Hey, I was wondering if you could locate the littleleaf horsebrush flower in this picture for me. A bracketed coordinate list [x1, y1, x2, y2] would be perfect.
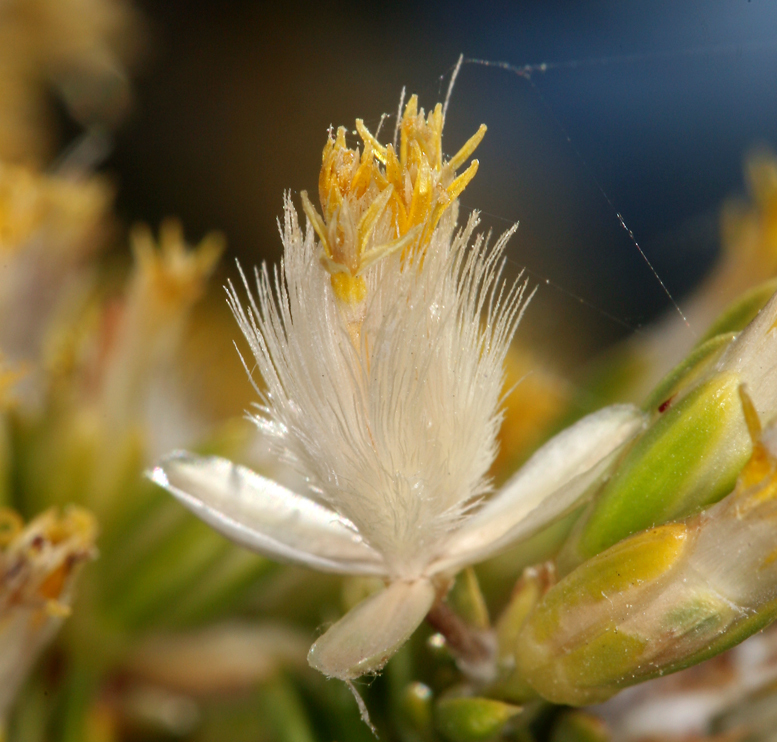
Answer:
[149, 95, 646, 683]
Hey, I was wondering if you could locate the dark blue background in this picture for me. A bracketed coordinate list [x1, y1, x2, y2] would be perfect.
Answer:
[107, 0, 777, 363]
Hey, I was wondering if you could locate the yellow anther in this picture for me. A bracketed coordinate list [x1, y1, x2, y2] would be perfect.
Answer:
[447, 125, 488, 174]
[357, 185, 394, 251]
[355, 119, 387, 164]
[352, 143, 378, 196]
[430, 160, 480, 233]
[360, 225, 423, 273]
[399, 95, 417, 166]
[301, 190, 331, 255]
[408, 144, 433, 230]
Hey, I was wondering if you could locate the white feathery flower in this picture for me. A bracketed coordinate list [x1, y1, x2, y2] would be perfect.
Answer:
[150, 96, 646, 682]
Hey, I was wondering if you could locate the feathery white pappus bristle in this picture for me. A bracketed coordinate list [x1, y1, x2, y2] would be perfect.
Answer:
[227, 201, 528, 578]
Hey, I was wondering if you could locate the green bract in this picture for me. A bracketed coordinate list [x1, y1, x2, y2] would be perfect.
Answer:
[560, 287, 777, 571]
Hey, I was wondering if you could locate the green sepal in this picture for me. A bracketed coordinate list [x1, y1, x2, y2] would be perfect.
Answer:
[642, 332, 734, 413]
[495, 569, 547, 657]
[489, 566, 549, 704]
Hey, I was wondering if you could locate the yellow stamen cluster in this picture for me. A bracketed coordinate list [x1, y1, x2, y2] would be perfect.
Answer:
[0, 507, 96, 618]
[301, 95, 487, 305]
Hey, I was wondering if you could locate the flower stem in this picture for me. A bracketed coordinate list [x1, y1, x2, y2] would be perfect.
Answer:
[426, 600, 495, 673]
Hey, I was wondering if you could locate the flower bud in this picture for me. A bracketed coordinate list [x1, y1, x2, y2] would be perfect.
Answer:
[434, 696, 521, 742]
[550, 711, 610, 742]
[515, 395, 777, 706]
[401, 682, 434, 738]
[561, 287, 777, 571]
[491, 563, 553, 703]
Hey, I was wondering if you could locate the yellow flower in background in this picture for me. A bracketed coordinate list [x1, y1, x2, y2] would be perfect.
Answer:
[98, 220, 224, 437]
[151, 96, 646, 683]
[0, 507, 96, 726]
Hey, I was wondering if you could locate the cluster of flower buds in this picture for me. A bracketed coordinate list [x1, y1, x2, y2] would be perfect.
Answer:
[561, 283, 777, 572]
[494, 281, 777, 709]
[515, 389, 777, 705]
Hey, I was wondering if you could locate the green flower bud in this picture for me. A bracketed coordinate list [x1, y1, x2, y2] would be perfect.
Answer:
[450, 568, 490, 631]
[434, 697, 522, 742]
[514, 396, 777, 706]
[550, 711, 610, 742]
[560, 288, 777, 571]
[401, 682, 434, 738]
[490, 564, 552, 703]
[559, 372, 749, 572]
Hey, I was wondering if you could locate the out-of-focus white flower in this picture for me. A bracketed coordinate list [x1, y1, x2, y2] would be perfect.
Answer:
[0, 161, 112, 375]
[34, 220, 224, 515]
[97, 219, 224, 442]
[151, 96, 646, 681]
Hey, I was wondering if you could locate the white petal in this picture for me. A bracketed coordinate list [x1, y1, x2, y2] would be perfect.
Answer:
[149, 451, 386, 575]
[308, 578, 435, 680]
[430, 404, 647, 574]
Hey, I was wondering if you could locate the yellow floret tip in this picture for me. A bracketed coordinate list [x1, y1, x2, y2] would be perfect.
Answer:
[303, 94, 486, 306]
[330, 272, 367, 305]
